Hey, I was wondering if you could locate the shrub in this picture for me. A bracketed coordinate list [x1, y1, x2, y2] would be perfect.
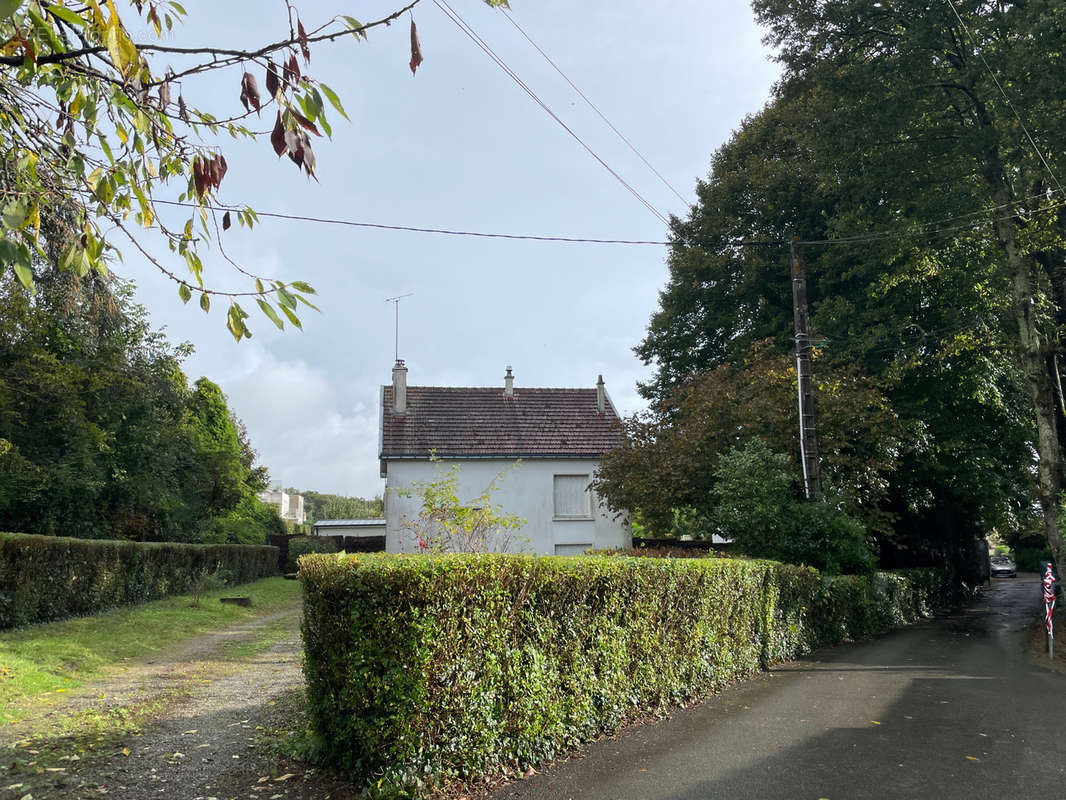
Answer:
[0, 532, 277, 628]
[287, 535, 338, 571]
[300, 553, 945, 797]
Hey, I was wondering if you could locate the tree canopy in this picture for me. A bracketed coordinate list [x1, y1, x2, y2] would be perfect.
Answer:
[0, 261, 280, 542]
[0, 0, 506, 339]
[614, 0, 1061, 569]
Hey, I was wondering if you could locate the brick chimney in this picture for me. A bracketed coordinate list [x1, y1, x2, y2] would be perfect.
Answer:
[392, 359, 407, 414]
[504, 365, 514, 397]
[596, 374, 606, 414]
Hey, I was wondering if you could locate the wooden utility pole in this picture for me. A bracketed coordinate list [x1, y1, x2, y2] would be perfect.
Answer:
[790, 238, 821, 498]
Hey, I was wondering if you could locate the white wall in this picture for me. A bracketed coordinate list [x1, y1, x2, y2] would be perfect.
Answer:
[383, 458, 630, 555]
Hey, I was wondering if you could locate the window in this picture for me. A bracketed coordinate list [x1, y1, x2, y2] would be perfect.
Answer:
[554, 474, 591, 519]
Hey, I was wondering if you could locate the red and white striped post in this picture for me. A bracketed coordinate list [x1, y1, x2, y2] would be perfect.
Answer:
[1044, 563, 1057, 660]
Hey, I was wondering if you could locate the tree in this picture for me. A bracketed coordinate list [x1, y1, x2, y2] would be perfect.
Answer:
[595, 341, 904, 540]
[0, 261, 276, 542]
[0, 0, 507, 339]
[747, 0, 1066, 564]
[632, 17, 1043, 567]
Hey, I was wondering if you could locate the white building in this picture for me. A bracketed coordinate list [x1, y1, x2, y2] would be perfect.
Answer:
[379, 362, 631, 555]
[257, 488, 307, 525]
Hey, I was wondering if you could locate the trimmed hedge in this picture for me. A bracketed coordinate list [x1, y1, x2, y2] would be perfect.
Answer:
[300, 554, 947, 797]
[0, 532, 278, 628]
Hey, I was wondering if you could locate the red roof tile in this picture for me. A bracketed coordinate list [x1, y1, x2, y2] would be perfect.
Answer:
[381, 386, 623, 459]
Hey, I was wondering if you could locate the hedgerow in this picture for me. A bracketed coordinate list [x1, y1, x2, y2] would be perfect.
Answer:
[300, 553, 946, 797]
[0, 531, 277, 628]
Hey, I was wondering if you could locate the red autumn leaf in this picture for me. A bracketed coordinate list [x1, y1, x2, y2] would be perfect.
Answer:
[284, 129, 304, 166]
[284, 53, 301, 87]
[192, 158, 206, 198]
[289, 109, 320, 136]
[214, 154, 228, 185]
[265, 60, 280, 98]
[409, 19, 423, 75]
[270, 111, 287, 157]
[222, 211, 232, 231]
[240, 72, 262, 115]
[297, 18, 310, 64]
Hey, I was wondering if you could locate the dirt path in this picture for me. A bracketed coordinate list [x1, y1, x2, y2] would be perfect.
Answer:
[2, 603, 358, 800]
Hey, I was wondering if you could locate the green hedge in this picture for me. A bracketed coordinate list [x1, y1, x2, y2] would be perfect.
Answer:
[300, 554, 947, 797]
[0, 532, 278, 628]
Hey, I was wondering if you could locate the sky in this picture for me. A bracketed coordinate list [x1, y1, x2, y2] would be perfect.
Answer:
[123, 0, 782, 498]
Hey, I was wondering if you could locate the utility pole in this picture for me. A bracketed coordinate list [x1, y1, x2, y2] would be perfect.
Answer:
[790, 238, 821, 498]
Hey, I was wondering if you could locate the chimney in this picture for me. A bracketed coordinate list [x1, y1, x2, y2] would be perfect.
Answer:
[392, 359, 407, 414]
[596, 374, 606, 414]
[504, 365, 514, 397]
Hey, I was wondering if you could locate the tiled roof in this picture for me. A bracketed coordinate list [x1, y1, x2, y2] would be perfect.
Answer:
[381, 386, 623, 459]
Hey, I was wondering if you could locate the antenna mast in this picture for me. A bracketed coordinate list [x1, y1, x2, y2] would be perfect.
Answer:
[385, 293, 414, 362]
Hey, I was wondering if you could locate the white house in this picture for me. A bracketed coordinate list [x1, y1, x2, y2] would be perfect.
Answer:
[379, 361, 631, 555]
[257, 488, 306, 525]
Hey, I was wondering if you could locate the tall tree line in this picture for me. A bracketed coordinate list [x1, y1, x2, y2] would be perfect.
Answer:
[599, 0, 1062, 571]
[0, 262, 282, 544]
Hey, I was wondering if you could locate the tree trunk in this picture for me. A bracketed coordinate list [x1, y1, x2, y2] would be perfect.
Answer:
[974, 103, 1066, 568]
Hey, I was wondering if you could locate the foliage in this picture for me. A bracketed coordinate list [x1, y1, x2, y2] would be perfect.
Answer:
[595, 342, 903, 541]
[710, 439, 875, 575]
[300, 552, 947, 797]
[631, 0, 1054, 566]
[286, 534, 337, 571]
[0, 267, 274, 542]
[0, 0, 508, 338]
[0, 530, 277, 628]
[395, 460, 526, 553]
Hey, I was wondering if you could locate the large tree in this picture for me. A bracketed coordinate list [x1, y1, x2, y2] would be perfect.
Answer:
[0, 0, 506, 339]
[746, 0, 1066, 563]
[631, 8, 1043, 565]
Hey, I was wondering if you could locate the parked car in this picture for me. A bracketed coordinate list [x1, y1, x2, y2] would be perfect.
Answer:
[990, 557, 1017, 578]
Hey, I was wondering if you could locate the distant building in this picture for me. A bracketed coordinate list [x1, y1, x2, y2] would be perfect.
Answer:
[258, 488, 306, 525]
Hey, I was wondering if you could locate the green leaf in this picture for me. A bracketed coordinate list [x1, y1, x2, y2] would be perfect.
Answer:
[318, 83, 350, 122]
[45, 5, 87, 27]
[13, 262, 33, 291]
[290, 281, 316, 294]
[276, 286, 297, 309]
[257, 299, 284, 330]
[199, 292, 210, 312]
[2, 201, 29, 230]
[279, 305, 302, 329]
[178, 283, 191, 303]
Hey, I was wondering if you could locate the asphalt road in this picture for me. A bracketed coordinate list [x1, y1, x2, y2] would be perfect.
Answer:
[489, 574, 1064, 800]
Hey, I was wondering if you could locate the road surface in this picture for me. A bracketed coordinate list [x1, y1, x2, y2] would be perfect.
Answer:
[489, 574, 1064, 800]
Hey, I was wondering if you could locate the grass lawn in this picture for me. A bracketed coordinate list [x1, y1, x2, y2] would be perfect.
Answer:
[0, 576, 302, 724]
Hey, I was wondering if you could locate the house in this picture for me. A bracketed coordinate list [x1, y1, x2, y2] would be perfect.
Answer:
[379, 361, 631, 555]
[257, 488, 306, 525]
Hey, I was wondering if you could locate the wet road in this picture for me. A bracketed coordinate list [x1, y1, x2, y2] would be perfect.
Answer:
[489, 575, 1065, 800]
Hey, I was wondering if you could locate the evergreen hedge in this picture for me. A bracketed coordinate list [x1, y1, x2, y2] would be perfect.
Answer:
[0, 531, 277, 628]
[300, 553, 946, 797]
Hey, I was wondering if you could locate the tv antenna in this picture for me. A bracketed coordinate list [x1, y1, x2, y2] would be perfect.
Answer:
[385, 292, 414, 362]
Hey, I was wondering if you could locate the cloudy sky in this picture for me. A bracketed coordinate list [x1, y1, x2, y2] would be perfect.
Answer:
[124, 0, 781, 498]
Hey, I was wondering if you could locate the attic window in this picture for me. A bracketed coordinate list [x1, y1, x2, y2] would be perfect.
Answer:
[553, 474, 591, 519]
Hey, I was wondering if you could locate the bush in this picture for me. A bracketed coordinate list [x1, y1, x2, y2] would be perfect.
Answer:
[287, 535, 338, 571]
[300, 553, 946, 797]
[0, 531, 277, 628]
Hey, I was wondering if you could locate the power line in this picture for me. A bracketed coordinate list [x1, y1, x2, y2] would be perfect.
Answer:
[431, 0, 671, 227]
[944, 0, 1065, 196]
[149, 199, 671, 244]
[500, 8, 690, 208]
